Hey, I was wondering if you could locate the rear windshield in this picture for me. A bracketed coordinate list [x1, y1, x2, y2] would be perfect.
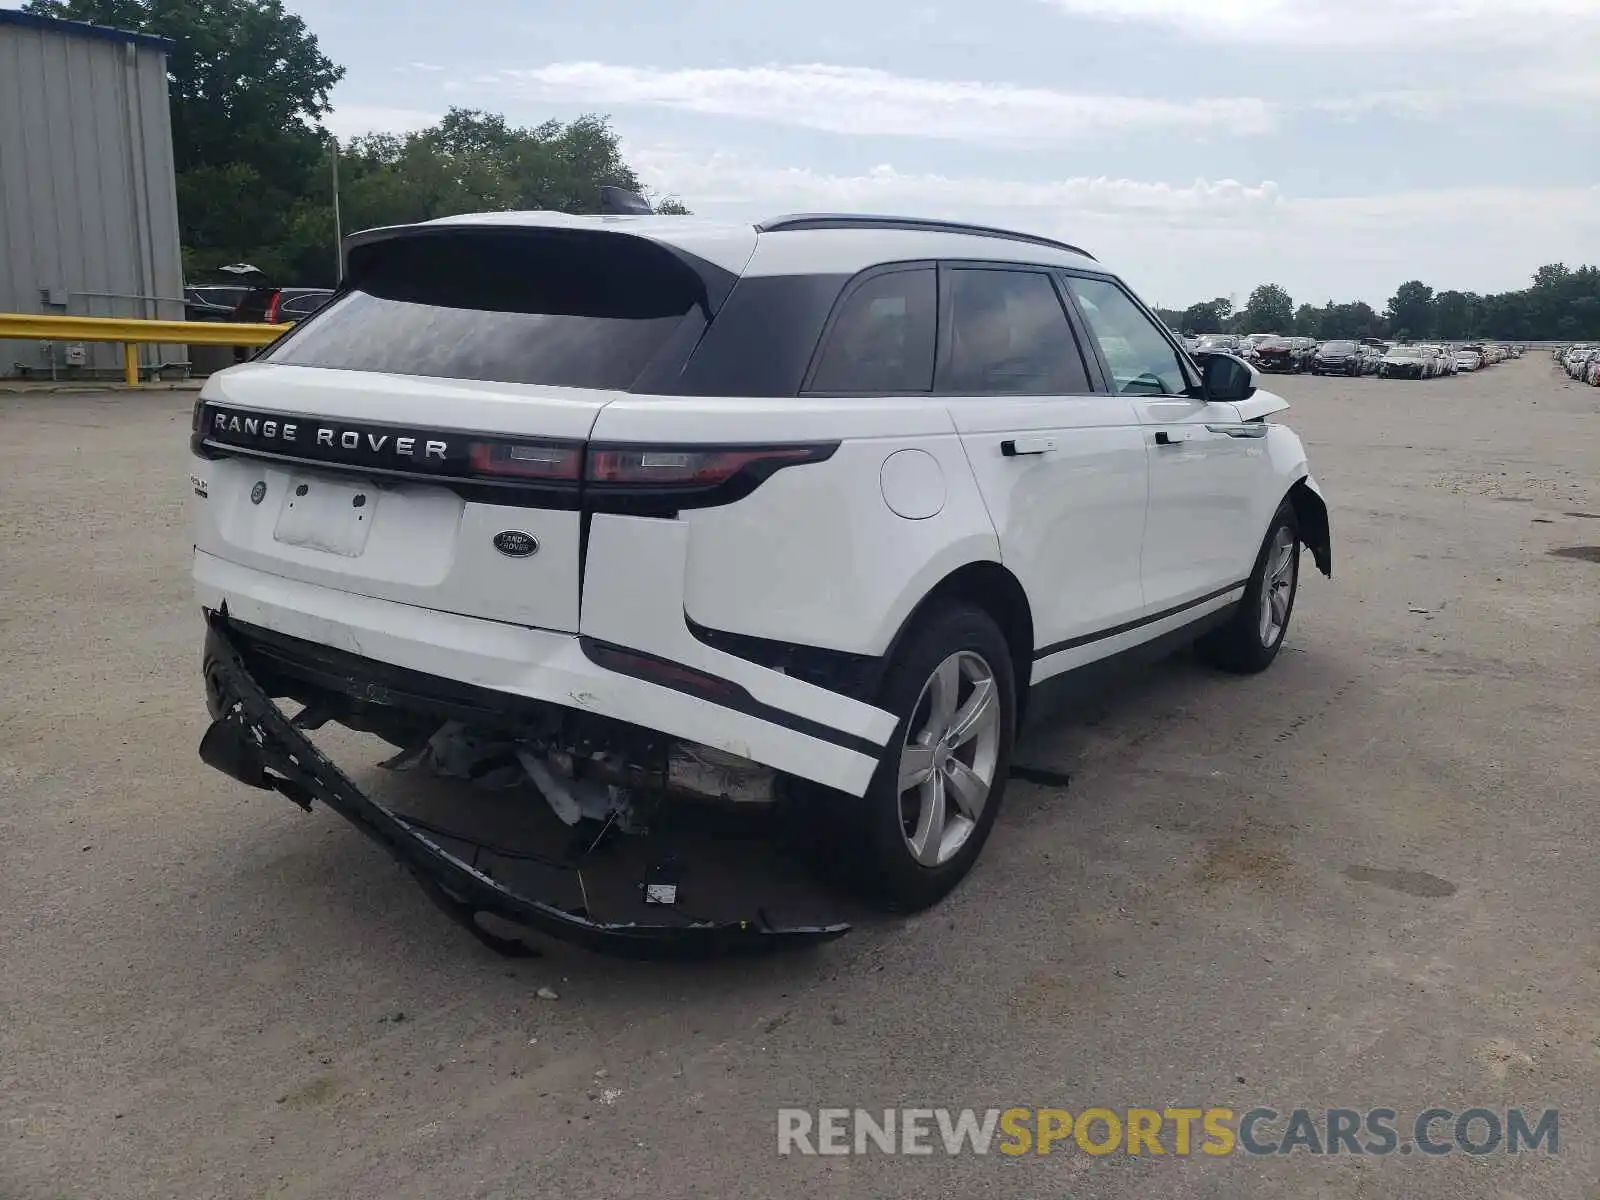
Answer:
[266, 231, 700, 390]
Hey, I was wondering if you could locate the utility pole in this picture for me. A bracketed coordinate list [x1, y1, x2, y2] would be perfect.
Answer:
[330, 135, 343, 283]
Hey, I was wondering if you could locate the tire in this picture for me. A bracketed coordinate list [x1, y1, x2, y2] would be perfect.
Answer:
[1197, 501, 1300, 675]
[846, 603, 1017, 911]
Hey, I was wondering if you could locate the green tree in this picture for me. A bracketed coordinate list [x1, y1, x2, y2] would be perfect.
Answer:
[1385, 281, 1435, 340]
[1242, 283, 1294, 333]
[1432, 290, 1476, 339]
[1179, 297, 1232, 334]
[24, 4, 688, 284]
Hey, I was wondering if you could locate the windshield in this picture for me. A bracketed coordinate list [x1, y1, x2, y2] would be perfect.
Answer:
[1390, 347, 1423, 358]
[1321, 341, 1356, 353]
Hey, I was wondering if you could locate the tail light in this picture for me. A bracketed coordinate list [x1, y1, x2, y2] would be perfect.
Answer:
[264, 292, 281, 324]
[586, 445, 830, 486]
[468, 440, 582, 481]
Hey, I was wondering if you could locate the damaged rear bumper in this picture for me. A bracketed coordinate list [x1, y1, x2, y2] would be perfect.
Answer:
[198, 614, 850, 958]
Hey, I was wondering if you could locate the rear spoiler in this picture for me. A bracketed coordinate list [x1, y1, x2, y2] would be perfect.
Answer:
[342, 220, 743, 314]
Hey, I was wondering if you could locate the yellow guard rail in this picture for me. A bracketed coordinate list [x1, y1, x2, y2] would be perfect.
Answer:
[0, 312, 292, 385]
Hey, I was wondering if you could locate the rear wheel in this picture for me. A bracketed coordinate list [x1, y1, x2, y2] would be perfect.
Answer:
[1197, 501, 1300, 675]
[849, 604, 1016, 911]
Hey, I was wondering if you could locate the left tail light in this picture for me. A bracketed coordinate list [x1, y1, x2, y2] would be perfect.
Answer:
[468, 440, 583, 481]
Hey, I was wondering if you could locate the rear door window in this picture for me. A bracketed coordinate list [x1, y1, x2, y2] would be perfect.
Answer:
[806, 266, 936, 393]
[939, 268, 1092, 395]
[266, 232, 701, 390]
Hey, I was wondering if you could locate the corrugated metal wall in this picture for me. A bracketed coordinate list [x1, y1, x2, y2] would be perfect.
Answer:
[0, 22, 184, 377]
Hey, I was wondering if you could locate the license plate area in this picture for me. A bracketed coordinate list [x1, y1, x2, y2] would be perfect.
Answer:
[273, 475, 377, 557]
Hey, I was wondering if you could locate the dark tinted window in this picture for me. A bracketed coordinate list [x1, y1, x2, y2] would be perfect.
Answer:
[807, 267, 935, 393]
[232, 288, 276, 322]
[189, 285, 248, 308]
[279, 292, 332, 318]
[941, 269, 1090, 395]
[1063, 274, 1188, 395]
[267, 232, 699, 390]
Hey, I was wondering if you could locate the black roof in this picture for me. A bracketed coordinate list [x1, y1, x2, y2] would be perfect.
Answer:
[0, 8, 175, 52]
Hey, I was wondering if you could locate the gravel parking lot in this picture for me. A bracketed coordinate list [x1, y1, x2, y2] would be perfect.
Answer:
[2, 360, 1597, 1199]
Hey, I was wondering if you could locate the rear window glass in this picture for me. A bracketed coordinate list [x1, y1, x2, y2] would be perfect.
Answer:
[807, 267, 936, 393]
[266, 232, 699, 390]
[944, 269, 1091, 395]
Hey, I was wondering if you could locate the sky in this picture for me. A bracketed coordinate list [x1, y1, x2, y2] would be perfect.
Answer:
[33, 0, 1600, 308]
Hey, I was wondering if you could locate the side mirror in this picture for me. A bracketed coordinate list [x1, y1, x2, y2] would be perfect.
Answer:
[1200, 352, 1257, 402]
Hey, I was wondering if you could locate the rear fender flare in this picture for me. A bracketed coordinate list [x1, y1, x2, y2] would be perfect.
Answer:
[873, 559, 1036, 723]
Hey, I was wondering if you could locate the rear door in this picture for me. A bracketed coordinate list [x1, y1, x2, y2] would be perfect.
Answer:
[1060, 271, 1265, 613]
[191, 228, 712, 633]
[936, 264, 1149, 679]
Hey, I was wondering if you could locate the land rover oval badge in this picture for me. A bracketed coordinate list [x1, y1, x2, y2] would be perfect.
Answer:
[492, 530, 539, 558]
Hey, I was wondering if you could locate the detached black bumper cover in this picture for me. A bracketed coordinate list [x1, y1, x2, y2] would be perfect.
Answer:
[197, 616, 850, 958]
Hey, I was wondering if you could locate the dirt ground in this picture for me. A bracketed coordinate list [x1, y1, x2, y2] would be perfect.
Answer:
[2, 359, 1597, 1199]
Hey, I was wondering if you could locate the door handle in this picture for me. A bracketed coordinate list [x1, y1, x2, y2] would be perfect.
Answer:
[1204, 423, 1269, 438]
[1154, 430, 1188, 446]
[1001, 437, 1056, 456]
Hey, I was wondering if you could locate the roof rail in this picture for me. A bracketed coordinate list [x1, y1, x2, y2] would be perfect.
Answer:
[755, 214, 1096, 261]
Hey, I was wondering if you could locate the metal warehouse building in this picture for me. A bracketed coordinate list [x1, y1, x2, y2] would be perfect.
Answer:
[0, 9, 184, 379]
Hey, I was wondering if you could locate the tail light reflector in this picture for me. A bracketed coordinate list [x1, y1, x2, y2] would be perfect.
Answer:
[583, 640, 741, 701]
[587, 446, 822, 485]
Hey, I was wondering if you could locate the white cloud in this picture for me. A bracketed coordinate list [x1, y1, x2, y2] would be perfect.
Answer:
[624, 147, 1600, 304]
[326, 105, 441, 137]
[1040, 0, 1600, 49]
[473, 62, 1277, 144]
[627, 146, 1284, 222]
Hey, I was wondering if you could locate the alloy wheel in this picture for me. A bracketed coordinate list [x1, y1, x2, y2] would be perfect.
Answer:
[897, 651, 1002, 867]
[1258, 525, 1297, 647]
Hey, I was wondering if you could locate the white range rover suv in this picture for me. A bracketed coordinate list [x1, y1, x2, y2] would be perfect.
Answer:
[192, 203, 1331, 956]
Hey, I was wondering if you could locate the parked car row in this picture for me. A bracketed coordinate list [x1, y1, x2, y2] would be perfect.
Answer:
[1179, 333, 1525, 381]
[1557, 344, 1600, 385]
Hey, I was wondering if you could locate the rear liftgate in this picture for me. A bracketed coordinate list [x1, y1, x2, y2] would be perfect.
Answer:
[197, 615, 851, 959]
